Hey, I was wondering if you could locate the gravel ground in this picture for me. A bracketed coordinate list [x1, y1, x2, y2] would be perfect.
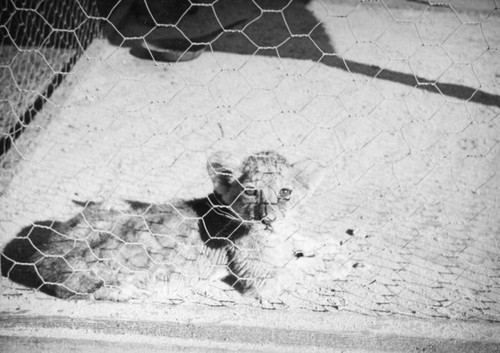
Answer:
[0, 0, 499, 323]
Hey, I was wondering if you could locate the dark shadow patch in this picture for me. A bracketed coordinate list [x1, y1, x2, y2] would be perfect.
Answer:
[72, 200, 99, 208]
[187, 194, 251, 249]
[103, 0, 500, 108]
[124, 199, 153, 211]
[221, 273, 246, 294]
[1, 221, 68, 297]
[294, 251, 304, 258]
[322, 55, 500, 108]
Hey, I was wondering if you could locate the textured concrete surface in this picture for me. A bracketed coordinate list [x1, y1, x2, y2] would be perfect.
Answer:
[1, 301, 500, 352]
[0, 0, 499, 350]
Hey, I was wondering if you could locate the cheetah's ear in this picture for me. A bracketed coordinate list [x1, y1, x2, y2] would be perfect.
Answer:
[291, 159, 326, 195]
[207, 151, 240, 195]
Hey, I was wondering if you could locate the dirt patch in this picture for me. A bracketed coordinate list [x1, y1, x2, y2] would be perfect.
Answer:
[0, 0, 499, 323]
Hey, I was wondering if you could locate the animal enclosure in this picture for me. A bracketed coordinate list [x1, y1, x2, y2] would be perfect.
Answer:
[1, 0, 499, 326]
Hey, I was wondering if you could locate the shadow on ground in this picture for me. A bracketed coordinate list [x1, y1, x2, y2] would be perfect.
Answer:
[99, 0, 500, 108]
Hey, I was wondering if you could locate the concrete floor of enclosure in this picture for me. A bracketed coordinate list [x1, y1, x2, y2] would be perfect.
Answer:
[1, 0, 500, 350]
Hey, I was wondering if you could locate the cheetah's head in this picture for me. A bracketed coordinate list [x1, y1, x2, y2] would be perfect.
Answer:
[207, 151, 325, 227]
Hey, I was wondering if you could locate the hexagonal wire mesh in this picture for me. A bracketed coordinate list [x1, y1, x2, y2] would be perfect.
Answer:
[0, 0, 101, 157]
[0, 0, 499, 322]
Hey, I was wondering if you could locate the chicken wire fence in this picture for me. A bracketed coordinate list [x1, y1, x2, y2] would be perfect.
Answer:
[0, 0, 101, 158]
[0, 0, 499, 323]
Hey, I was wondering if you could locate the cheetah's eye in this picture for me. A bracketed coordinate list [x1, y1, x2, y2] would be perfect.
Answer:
[244, 187, 258, 196]
[279, 188, 292, 198]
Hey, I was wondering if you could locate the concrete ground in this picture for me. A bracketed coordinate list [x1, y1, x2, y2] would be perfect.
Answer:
[0, 0, 499, 350]
[1, 298, 500, 352]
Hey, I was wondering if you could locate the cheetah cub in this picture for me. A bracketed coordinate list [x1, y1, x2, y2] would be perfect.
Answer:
[1, 151, 325, 301]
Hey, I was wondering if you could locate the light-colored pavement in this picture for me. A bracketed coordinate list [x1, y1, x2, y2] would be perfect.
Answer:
[0, 0, 499, 348]
[1, 300, 500, 352]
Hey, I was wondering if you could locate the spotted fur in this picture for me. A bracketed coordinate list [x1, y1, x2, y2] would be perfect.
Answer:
[1, 151, 324, 301]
